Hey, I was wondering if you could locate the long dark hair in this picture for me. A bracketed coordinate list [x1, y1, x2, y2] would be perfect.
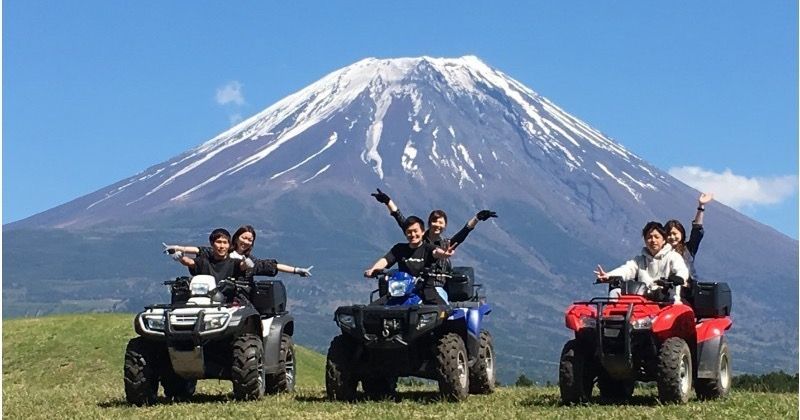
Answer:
[427, 209, 448, 227]
[664, 219, 686, 254]
[231, 225, 257, 257]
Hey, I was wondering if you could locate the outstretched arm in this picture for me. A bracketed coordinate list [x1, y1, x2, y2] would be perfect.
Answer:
[371, 188, 405, 229]
[277, 263, 314, 277]
[166, 251, 195, 268]
[364, 258, 390, 277]
[163, 243, 202, 256]
[686, 193, 712, 256]
[163, 243, 197, 268]
[450, 210, 498, 246]
[693, 192, 714, 225]
[599, 259, 638, 282]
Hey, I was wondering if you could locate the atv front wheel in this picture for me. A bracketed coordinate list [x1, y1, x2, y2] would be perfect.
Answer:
[656, 337, 693, 404]
[231, 333, 265, 400]
[434, 332, 469, 401]
[265, 333, 296, 394]
[123, 337, 160, 405]
[326, 334, 358, 401]
[695, 337, 731, 400]
[559, 339, 594, 404]
[469, 330, 496, 394]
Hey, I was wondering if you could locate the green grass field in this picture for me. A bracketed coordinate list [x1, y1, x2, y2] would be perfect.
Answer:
[3, 314, 797, 419]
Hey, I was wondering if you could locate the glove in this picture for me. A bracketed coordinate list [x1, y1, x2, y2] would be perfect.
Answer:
[170, 250, 184, 262]
[476, 210, 498, 221]
[162, 242, 180, 255]
[244, 258, 255, 269]
[370, 188, 391, 204]
[295, 265, 314, 277]
[229, 251, 244, 260]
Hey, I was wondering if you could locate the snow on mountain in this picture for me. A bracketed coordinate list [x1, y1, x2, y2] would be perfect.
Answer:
[35, 55, 671, 229]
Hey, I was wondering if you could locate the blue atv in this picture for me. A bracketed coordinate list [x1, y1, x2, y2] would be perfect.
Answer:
[325, 267, 494, 401]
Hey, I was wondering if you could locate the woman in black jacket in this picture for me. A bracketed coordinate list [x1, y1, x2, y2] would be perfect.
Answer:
[665, 192, 714, 281]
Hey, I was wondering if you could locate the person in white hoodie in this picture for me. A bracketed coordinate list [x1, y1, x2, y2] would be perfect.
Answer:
[594, 221, 690, 303]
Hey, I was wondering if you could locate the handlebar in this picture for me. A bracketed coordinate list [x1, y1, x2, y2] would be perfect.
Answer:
[594, 276, 623, 286]
[364, 268, 453, 279]
[364, 269, 391, 279]
[654, 274, 685, 289]
[595, 275, 684, 288]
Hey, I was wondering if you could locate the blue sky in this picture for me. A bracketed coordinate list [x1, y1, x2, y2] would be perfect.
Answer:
[4, 1, 798, 238]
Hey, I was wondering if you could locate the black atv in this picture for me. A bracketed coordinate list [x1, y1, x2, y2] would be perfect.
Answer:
[325, 267, 494, 402]
[123, 274, 295, 404]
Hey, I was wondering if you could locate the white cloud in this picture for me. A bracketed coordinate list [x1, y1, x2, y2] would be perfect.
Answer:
[229, 114, 243, 126]
[215, 81, 245, 106]
[668, 166, 797, 208]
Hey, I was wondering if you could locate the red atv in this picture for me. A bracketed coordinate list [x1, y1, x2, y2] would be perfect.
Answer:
[559, 276, 732, 404]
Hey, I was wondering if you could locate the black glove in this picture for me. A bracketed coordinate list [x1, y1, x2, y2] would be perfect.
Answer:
[476, 210, 498, 221]
[370, 188, 391, 204]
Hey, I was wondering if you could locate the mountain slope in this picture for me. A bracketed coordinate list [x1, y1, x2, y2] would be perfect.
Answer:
[5, 56, 797, 381]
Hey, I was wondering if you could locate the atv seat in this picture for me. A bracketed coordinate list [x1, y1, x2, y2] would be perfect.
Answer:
[692, 281, 732, 318]
[251, 280, 288, 315]
[446, 267, 475, 302]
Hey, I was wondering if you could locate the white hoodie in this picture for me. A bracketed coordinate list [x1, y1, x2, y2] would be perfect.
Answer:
[607, 243, 690, 298]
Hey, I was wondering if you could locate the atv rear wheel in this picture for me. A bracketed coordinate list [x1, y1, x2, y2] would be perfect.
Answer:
[597, 372, 634, 401]
[469, 330, 496, 394]
[695, 337, 731, 400]
[326, 334, 358, 401]
[231, 333, 266, 400]
[265, 334, 296, 394]
[434, 332, 469, 401]
[123, 337, 160, 405]
[559, 339, 594, 404]
[656, 337, 693, 404]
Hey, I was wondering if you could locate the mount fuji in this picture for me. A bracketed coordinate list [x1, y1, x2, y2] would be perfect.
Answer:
[5, 56, 797, 382]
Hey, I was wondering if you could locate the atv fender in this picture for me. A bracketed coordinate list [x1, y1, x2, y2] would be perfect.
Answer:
[263, 315, 294, 374]
[696, 319, 731, 379]
[652, 304, 695, 342]
[696, 334, 728, 379]
[565, 304, 597, 332]
[447, 304, 491, 365]
[695, 318, 732, 343]
[228, 306, 263, 334]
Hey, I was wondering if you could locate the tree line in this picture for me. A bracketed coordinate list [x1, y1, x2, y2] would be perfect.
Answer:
[512, 371, 798, 393]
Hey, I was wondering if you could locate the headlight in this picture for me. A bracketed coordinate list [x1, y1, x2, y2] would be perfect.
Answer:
[144, 314, 166, 331]
[417, 312, 438, 330]
[337, 314, 355, 329]
[203, 313, 229, 330]
[632, 316, 654, 330]
[580, 316, 597, 329]
[191, 283, 210, 296]
[388, 280, 408, 297]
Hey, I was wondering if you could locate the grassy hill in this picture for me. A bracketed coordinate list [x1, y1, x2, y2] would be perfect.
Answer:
[3, 314, 797, 419]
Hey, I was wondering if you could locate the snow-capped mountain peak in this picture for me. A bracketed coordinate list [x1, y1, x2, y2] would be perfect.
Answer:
[26, 56, 669, 225]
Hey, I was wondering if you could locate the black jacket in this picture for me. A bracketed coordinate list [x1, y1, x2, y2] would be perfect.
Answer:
[390, 209, 473, 272]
